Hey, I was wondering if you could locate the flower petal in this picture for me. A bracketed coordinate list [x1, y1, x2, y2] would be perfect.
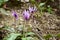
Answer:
[23, 10, 30, 20]
[12, 10, 18, 20]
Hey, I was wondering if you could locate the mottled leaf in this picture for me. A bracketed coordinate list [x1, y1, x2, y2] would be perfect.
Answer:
[3, 33, 21, 40]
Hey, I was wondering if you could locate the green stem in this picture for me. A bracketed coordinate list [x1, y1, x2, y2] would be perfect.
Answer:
[23, 20, 26, 38]
[41, 9, 43, 16]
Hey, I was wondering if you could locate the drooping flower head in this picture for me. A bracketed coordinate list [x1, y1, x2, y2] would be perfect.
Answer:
[29, 6, 37, 13]
[33, 5, 37, 11]
[23, 9, 30, 20]
[12, 10, 18, 20]
[29, 6, 33, 13]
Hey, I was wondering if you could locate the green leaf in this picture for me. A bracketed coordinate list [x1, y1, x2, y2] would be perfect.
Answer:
[22, 37, 32, 40]
[26, 32, 35, 36]
[22, 38, 27, 40]
[44, 34, 52, 40]
[47, 5, 53, 14]
[3, 25, 16, 32]
[0, 0, 3, 6]
[0, 0, 8, 6]
[30, 0, 35, 2]
[30, 0, 35, 3]
[56, 34, 60, 38]
[26, 37, 32, 40]
[39, 3, 45, 7]
[0, 8, 10, 15]
[3, 33, 21, 40]
[4, 0, 8, 2]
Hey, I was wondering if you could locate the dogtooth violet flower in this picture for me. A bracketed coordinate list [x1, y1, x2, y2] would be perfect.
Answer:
[12, 10, 18, 20]
[29, 6, 34, 13]
[23, 9, 30, 20]
[29, 6, 37, 13]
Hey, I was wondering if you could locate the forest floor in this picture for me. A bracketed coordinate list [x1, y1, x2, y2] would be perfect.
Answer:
[0, 3, 60, 40]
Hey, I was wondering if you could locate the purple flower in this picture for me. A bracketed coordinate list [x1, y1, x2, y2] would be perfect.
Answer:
[29, 6, 34, 13]
[33, 6, 37, 11]
[29, 6, 37, 13]
[23, 9, 30, 20]
[12, 10, 18, 20]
